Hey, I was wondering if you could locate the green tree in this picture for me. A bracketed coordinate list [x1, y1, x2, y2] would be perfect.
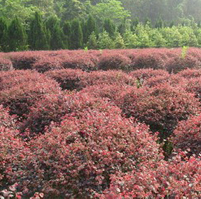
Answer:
[123, 30, 139, 48]
[6, 17, 27, 51]
[45, 15, 65, 49]
[0, 0, 37, 22]
[63, 20, 71, 49]
[97, 30, 114, 49]
[85, 15, 97, 42]
[29, 12, 49, 50]
[87, 31, 98, 49]
[149, 29, 166, 47]
[51, 22, 66, 49]
[92, 0, 130, 24]
[135, 23, 153, 47]
[0, 17, 8, 51]
[70, 19, 83, 49]
[103, 18, 116, 37]
[114, 32, 125, 48]
[118, 18, 129, 35]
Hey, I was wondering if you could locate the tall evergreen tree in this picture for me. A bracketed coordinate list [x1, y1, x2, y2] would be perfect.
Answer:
[0, 17, 8, 51]
[118, 18, 127, 35]
[85, 15, 97, 42]
[131, 18, 139, 32]
[103, 18, 116, 37]
[45, 15, 59, 34]
[51, 22, 66, 49]
[45, 15, 65, 49]
[6, 17, 27, 51]
[70, 19, 83, 49]
[29, 12, 49, 50]
[87, 31, 98, 49]
[63, 21, 71, 49]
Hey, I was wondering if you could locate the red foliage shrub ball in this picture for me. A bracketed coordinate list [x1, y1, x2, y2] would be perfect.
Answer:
[100, 155, 201, 198]
[0, 58, 13, 71]
[80, 84, 134, 105]
[80, 70, 136, 88]
[165, 55, 200, 73]
[98, 54, 131, 71]
[32, 56, 64, 73]
[8, 51, 41, 70]
[119, 83, 200, 138]
[62, 53, 98, 71]
[129, 69, 169, 80]
[130, 53, 166, 70]
[0, 105, 17, 129]
[45, 69, 87, 90]
[177, 69, 201, 79]
[0, 70, 61, 120]
[144, 74, 186, 88]
[181, 78, 201, 102]
[13, 109, 162, 198]
[20, 93, 121, 136]
[0, 126, 26, 190]
[0, 107, 26, 191]
[129, 69, 169, 87]
[172, 114, 201, 156]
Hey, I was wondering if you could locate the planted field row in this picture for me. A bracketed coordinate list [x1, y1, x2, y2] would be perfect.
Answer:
[1, 47, 201, 73]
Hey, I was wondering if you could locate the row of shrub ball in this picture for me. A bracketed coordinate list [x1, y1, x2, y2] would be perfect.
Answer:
[1, 49, 201, 198]
[1, 47, 201, 73]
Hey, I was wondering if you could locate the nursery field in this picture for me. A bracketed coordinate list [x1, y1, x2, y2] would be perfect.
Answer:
[2, 48, 201, 198]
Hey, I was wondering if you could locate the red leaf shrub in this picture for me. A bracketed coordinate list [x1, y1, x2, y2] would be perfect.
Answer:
[100, 155, 201, 198]
[0, 70, 44, 91]
[80, 70, 136, 88]
[172, 114, 201, 156]
[98, 53, 131, 71]
[32, 56, 64, 73]
[0, 126, 26, 190]
[81, 84, 133, 105]
[165, 55, 200, 73]
[129, 69, 169, 80]
[0, 70, 61, 119]
[129, 69, 169, 87]
[119, 83, 200, 138]
[20, 93, 121, 135]
[177, 69, 201, 79]
[144, 74, 186, 88]
[62, 53, 98, 71]
[13, 109, 162, 198]
[45, 69, 87, 90]
[7, 51, 41, 70]
[182, 77, 201, 101]
[130, 52, 166, 70]
[0, 105, 17, 129]
[0, 58, 13, 71]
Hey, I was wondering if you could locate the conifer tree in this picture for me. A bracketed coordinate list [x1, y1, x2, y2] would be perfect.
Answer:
[131, 18, 139, 32]
[51, 22, 66, 50]
[103, 18, 116, 37]
[70, 19, 83, 49]
[114, 32, 125, 49]
[87, 31, 98, 49]
[0, 17, 8, 51]
[118, 18, 127, 35]
[98, 30, 114, 49]
[85, 15, 97, 42]
[63, 21, 71, 49]
[45, 15, 65, 49]
[6, 17, 27, 51]
[29, 12, 49, 50]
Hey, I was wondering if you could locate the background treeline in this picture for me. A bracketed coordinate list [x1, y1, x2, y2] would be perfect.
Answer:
[2, 0, 201, 51]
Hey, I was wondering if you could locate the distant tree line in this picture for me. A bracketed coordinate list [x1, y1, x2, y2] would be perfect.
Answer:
[1, 12, 201, 51]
